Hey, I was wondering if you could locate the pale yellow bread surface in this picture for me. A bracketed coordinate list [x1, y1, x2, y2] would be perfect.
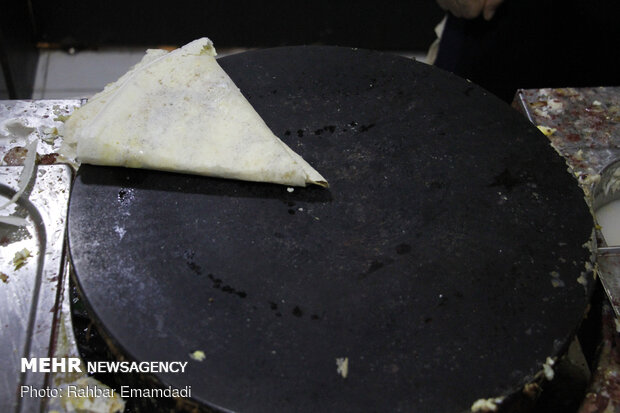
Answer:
[62, 38, 327, 187]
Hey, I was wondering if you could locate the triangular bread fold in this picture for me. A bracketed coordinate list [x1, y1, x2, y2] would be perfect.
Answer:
[62, 38, 328, 187]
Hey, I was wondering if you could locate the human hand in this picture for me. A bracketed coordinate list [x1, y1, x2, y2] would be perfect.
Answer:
[436, 0, 504, 20]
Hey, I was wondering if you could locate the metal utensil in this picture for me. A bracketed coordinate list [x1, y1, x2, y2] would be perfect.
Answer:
[593, 159, 620, 316]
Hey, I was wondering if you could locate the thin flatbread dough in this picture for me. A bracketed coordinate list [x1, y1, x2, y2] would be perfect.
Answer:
[62, 38, 327, 187]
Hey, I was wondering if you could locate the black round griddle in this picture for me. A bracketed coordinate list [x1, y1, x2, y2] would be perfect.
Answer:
[67, 47, 594, 413]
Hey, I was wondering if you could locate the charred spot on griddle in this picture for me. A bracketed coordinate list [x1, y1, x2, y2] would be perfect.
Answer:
[207, 274, 222, 287]
[314, 125, 336, 136]
[360, 258, 394, 279]
[269, 302, 282, 317]
[284, 130, 291, 136]
[183, 250, 203, 275]
[207, 274, 246, 299]
[490, 168, 522, 192]
[288, 209, 295, 215]
[297, 129, 304, 137]
[292, 306, 303, 317]
[118, 189, 127, 201]
[368, 260, 384, 273]
[395, 243, 412, 255]
[187, 261, 202, 275]
[310, 314, 321, 320]
[425, 180, 444, 190]
[360, 124, 375, 132]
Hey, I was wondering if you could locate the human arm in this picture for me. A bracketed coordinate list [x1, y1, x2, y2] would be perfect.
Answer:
[436, 0, 504, 20]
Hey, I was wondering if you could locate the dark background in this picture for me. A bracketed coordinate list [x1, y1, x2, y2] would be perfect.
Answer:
[0, 0, 444, 99]
[0, 0, 38, 99]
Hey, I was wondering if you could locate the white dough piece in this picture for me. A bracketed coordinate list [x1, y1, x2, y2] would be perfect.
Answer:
[62, 38, 327, 187]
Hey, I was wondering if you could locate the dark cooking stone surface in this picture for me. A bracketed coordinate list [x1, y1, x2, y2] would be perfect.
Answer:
[67, 46, 594, 412]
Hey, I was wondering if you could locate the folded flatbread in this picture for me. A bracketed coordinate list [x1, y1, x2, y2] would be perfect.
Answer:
[62, 38, 327, 187]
